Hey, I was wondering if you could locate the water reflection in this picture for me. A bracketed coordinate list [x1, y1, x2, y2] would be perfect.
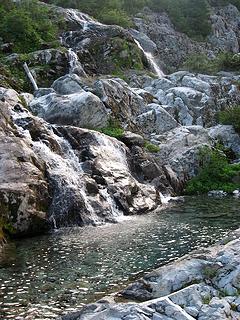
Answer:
[0, 196, 239, 319]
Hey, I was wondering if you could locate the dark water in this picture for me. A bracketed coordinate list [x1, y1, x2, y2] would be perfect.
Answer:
[0, 196, 239, 319]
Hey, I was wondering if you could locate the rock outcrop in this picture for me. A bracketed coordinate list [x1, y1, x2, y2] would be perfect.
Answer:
[0, 86, 162, 236]
[132, 5, 240, 72]
[28, 69, 240, 195]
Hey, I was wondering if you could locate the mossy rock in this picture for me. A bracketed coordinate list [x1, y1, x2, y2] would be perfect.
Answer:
[78, 36, 147, 76]
[0, 48, 69, 92]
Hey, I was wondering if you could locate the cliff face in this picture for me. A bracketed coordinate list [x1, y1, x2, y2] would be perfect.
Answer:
[132, 4, 240, 73]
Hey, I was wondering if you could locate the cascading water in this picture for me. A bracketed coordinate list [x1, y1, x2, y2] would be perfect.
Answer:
[11, 109, 125, 226]
[68, 48, 87, 77]
[32, 133, 96, 226]
[66, 8, 103, 30]
[134, 39, 165, 78]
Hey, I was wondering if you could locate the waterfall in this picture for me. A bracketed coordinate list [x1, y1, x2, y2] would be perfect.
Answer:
[66, 8, 103, 30]
[68, 48, 87, 77]
[134, 39, 165, 78]
[12, 110, 125, 226]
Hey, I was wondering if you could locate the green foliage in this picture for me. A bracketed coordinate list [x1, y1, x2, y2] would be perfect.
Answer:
[185, 146, 240, 194]
[0, 0, 59, 53]
[182, 52, 240, 74]
[216, 52, 240, 71]
[98, 119, 124, 139]
[144, 141, 160, 153]
[218, 106, 240, 134]
[182, 53, 217, 74]
[0, 215, 16, 244]
[98, 9, 133, 28]
[100, 126, 124, 139]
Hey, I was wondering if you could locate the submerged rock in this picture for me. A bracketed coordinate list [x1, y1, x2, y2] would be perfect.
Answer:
[60, 229, 240, 319]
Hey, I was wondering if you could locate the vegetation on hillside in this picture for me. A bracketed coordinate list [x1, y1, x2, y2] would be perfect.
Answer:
[46, 0, 240, 40]
[218, 106, 240, 134]
[182, 52, 240, 74]
[185, 146, 240, 194]
[0, 0, 62, 54]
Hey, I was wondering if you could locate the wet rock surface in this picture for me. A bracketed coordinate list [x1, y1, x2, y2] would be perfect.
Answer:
[0, 87, 162, 235]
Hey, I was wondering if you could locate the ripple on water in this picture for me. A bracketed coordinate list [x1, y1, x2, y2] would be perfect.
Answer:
[0, 196, 240, 319]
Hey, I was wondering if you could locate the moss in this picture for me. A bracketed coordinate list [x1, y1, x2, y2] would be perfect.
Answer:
[144, 141, 160, 153]
[0, 47, 68, 92]
[81, 36, 145, 77]
[202, 265, 219, 279]
[202, 295, 211, 305]
[110, 38, 144, 73]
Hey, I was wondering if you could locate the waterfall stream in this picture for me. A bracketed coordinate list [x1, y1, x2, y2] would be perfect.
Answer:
[134, 39, 165, 78]
[68, 48, 87, 76]
[12, 109, 125, 227]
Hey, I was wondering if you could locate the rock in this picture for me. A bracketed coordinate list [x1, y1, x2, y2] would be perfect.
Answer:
[0, 97, 50, 236]
[208, 190, 228, 198]
[19, 93, 34, 107]
[30, 91, 109, 129]
[93, 78, 146, 127]
[181, 76, 212, 95]
[136, 104, 179, 135]
[5, 48, 69, 90]
[34, 88, 56, 98]
[208, 125, 240, 157]
[52, 74, 84, 95]
[132, 8, 203, 73]
[153, 126, 211, 188]
[121, 131, 145, 147]
[0, 86, 162, 235]
[209, 5, 240, 53]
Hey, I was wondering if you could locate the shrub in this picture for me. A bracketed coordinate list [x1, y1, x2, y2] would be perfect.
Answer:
[98, 119, 124, 139]
[100, 126, 124, 139]
[218, 106, 240, 134]
[98, 9, 133, 28]
[216, 52, 240, 71]
[0, 0, 59, 53]
[182, 52, 240, 74]
[182, 54, 217, 74]
[185, 146, 240, 194]
[144, 141, 160, 153]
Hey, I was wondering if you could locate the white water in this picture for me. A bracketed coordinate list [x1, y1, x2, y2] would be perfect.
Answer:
[134, 39, 165, 78]
[160, 193, 172, 205]
[68, 48, 87, 77]
[12, 110, 125, 224]
[66, 8, 103, 30]
[32, 133, 96, 224]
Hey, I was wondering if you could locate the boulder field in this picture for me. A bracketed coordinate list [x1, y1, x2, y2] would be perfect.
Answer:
[0, 67, 240, 237]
